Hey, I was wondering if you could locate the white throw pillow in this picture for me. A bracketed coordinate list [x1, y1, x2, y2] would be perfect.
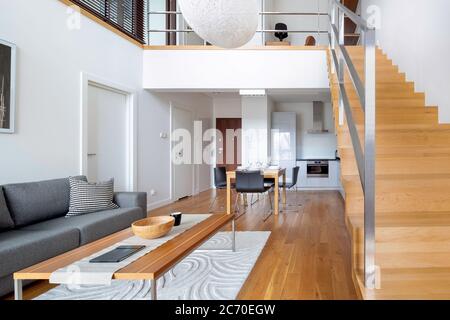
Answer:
[67, 177, 118, 217]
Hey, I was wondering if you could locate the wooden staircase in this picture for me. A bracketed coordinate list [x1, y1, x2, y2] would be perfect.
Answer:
[328, 46, 450, 300]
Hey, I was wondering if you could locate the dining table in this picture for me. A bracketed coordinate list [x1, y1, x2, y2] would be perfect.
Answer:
[226, 168, 287, 215]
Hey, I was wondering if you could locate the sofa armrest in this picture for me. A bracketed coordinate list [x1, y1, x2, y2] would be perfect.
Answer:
[114, 192, 147, 217]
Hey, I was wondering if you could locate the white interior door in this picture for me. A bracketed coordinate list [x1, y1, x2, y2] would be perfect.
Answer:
[172, 106, 193, 200]
[87, 84, 129, 191]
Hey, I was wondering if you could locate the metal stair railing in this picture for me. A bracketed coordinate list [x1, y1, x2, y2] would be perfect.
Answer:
[328, 0, 377, 289]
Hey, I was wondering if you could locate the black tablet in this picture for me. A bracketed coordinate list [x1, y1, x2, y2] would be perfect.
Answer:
[89, 245, 146, 263]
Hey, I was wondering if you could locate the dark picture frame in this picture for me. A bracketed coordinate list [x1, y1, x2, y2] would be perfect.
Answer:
[0, 39, 16, 133]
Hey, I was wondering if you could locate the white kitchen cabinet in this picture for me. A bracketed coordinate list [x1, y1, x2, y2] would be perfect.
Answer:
[296, 160, 342, 190]
[271, 112, 296, 182]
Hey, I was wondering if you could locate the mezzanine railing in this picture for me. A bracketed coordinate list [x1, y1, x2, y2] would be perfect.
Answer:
[146, 1, 329, 46]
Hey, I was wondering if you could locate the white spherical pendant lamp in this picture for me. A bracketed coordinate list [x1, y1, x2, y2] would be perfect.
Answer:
[179, 0, 259, 49]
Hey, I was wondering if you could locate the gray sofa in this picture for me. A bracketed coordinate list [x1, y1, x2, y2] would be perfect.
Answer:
[0, 177, 147, 297]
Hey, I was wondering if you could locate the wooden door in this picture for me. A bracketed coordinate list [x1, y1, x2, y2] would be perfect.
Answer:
[342, 0, 360, 45]
[216, 118, 242, 171]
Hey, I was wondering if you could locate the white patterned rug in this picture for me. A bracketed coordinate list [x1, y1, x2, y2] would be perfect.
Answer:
[35, 231, 270, 300]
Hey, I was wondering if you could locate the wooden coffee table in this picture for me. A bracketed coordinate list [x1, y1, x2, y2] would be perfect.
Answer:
[13, 213, 235, 300]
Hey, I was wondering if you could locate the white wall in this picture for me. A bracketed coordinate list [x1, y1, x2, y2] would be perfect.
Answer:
[143, 49, 330, 90]
[0, 0, 143, 184]
[139, 91, 213, 209]
[274, 102, 337, 159]
[361, 0, 450, 123]
[213, 97, 242, 119]
[0, 0, 213, 211]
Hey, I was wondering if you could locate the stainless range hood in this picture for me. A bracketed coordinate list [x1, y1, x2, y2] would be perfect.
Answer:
[308, 101, 329, 134]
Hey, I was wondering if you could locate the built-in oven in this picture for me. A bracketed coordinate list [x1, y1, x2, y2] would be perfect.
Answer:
[307, 160, 329, 178]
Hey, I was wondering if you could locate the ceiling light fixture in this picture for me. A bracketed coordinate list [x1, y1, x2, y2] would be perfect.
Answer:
[178, 0, 259, 49]
[239, 89, 266, 96]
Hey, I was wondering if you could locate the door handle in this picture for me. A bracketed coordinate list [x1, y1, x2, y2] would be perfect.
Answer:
[88, 153, 97, 156]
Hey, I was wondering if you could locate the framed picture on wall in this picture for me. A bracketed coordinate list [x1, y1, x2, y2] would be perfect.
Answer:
[0, 39, 16, 133]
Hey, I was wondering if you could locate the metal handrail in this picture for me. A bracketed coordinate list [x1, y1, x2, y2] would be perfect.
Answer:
[330, 24, 366, 110]
[147, 5, 329, 45]
[328, 0, 377, 289]
[148, 11, 328, 16]
[148, 29, 328, 34]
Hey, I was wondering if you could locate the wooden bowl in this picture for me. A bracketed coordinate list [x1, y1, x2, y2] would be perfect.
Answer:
[132, 216, 175, 239]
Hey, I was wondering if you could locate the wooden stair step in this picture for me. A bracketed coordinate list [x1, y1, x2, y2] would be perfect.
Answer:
[337, 127, 450, 146]
[352, 113, 438, 125]
[346, 91, 424, 100]
[343, 174, 450, 214]
[348, 214, 450, 269]
[348, 212, 450, 229]
[350, 68, 401, 77]
[338, 145, 450, 156]
[352, 71, 404, 81]
[340, 151, 450, 175]
[348, 99, 428, 109]
[337, 125, 450, 134]
[344, 73, 406, 83]
[349, 57, 393, 64]
[339, 144, 450, 157]
[354, 64, 398, 71]
[343, 172, 450, 189]
[348, 60, 394, 69]
[348, 112, 439, 125]
[376, 146, 450, 156]
[356, 106, 436, 113]
[345, 46, 384, 53]
[375, 130, 450, 146]
[338, 145, 450, 159]
[357, 268, 450, 300]
[337, 82, 418, 97]
[354, 123, 450, 131]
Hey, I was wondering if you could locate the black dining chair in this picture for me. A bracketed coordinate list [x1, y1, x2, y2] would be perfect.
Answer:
[280, 166, 300, 189]
[247, 176, 274, 207]
[278, 166, 301, 207]
[234, 170, 274, 221]
[208, 167, 234, 213]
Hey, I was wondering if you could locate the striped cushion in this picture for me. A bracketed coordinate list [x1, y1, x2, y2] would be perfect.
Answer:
[67, 177, 119, 217]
